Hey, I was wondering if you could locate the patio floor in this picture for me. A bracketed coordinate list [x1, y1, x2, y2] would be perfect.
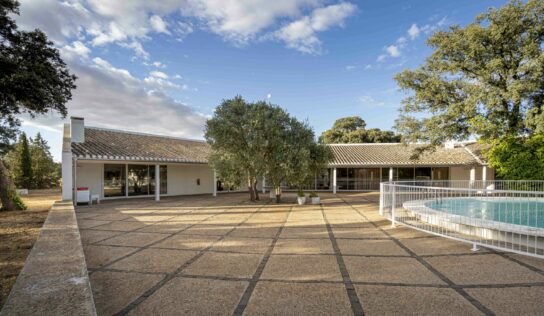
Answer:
[76, 192, 544, 316]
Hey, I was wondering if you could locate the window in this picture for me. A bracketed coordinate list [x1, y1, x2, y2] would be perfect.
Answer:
[104, 164, 126, 197]
[149, 165, 168, 195]
[128, 165, 150, 196]
[415, 167, 432, 180]
[397, 168, 415, 181]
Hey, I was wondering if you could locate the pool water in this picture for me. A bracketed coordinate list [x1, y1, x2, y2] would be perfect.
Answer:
[425, 198, 544, 229]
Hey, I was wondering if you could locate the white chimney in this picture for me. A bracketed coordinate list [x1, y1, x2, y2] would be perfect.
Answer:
[444, 140, 455, 149]
[70, 117, 85, 143]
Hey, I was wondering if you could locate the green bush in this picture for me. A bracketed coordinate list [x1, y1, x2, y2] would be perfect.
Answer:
[297, 190, 305, 197]
[12, 194, 27, 210]
[309, 192, 318, 198]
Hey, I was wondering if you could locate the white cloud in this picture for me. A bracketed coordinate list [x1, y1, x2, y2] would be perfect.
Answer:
[149, 15, 170, 34]
[271, 2, 357, 54]
[174, 21, 194, 41]
[359, 95, 384, 107]
[385, 45, 401, 57]
[149, 71, 169, 79]
[16, 0, 357, 55]
[345, 65, 356, 71]
[23, 55, 206, 141]
[408, 23, 420, 40]
[60, 41, 91, 61]
[143, 76, 187, 90]
[377, 54, 386, 62]
[119, 41, 149, 59]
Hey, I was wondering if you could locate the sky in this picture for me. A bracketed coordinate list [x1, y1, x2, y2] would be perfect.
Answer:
[13, 0, 508, 161]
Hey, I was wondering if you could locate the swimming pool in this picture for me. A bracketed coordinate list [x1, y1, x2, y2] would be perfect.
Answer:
[425, 198, 544, 229]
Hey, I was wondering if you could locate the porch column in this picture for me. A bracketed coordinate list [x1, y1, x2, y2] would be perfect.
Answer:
[61, 123, 73, 201]
[333, 168, 337, 194]
[482, 165, 487, 189]
[155, 164, 160, 201]
[213, 169, 217, 197]
[389, 167, 394, 182]
[262, 175, 266, 194]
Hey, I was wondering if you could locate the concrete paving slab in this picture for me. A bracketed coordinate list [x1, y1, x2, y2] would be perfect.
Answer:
[272, 238, 335, 255]
[261, 254, 343, 281]
[344, 256, 445, 284]
[91, 271, 164, 315]
[128, 277, 248, 315]
[80, 229, 123, 244]
[356, 285, 481, 316]
[124, 215, 176, 222]
[426, 254, 544, 285]
[332, 227, 388, 239]
[180, 224, 235, 236]
[109, 248, 198, 273]
[402, 237, 487, 256]
[209, 236, 273, 253]
[92, 213, 133, 221]
[279, 227, 330, 239]
[337, 239, 409, 256]
[229, 226, 280, 238]
[183, 252, 262, 278]
[77, 219, 112, 229]
[91, 221, 150, 232]
[244, 281, 352, 316]
[135, 221, 191, 234]
[152, 234, 221, 250]
[83, 245, 139, 269]
[97, 232, 167, 247]
[466, 286, 544, 315]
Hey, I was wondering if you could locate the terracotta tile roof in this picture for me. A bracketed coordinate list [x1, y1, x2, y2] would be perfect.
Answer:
[71, 127, 210, 163]
[463, 142, 491, 163]
[328, 143, 481, 166]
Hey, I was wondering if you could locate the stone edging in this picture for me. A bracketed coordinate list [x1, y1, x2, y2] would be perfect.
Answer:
[1, 201, 96, 315]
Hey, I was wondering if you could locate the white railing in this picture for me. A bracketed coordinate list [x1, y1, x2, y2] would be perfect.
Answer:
[379, 180, 544, 258]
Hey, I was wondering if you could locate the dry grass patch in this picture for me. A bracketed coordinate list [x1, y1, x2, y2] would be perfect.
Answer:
[0, 189, 59, 307]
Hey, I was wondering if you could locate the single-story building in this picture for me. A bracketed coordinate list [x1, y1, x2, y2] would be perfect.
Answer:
[61, 117, 493, 202]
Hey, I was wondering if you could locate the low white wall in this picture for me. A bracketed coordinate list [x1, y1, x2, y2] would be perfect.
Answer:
[167, 164, 214, 195]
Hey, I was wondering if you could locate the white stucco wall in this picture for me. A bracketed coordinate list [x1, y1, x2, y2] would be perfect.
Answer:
[75, 162, 215, 198]
[450, 166, 495, 181]
[166, 164, 214, 195]
[75, 162, 102, 198]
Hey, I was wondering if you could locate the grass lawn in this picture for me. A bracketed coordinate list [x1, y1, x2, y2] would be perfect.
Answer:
[0, 189, 60, 307]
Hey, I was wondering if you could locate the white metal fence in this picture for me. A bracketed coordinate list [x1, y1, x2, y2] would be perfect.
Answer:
[380, 180, 544, 258]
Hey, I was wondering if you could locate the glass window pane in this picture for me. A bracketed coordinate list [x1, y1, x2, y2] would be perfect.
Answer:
[415, 167, 432, 180]
[160, 165, 167, 194]
[104, 164, 126, 197]
[397, 168, 414, 180]
[432, 167, 449, 180]
[128, 165, 150, 196]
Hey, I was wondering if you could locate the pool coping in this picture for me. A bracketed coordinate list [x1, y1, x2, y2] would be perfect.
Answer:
[403, 197, 544, 238]
[0, 201, 96, 315]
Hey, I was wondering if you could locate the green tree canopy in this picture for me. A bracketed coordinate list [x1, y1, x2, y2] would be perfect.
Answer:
[320, 116, 401, 143]
[205, 96, 332, 202]
[0, 0, 76, 210]
[394, 0, 544, 145]
[18, 132, 32, 189]
[487, 135, 544, 180]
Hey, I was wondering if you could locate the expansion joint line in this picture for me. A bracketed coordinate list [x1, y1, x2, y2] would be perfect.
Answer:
[320, 202, 365, 316]
[232, 205, 294, 316]
[337, 196, 494, 316]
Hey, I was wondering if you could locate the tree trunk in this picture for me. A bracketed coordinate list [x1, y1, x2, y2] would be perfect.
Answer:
[0, 160, 16, 211]
[275, 186, 282, 203]
[253, 180, 260, 201]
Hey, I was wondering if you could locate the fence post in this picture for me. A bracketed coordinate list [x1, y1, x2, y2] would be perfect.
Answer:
[391, 184, 396, 228]
[379, 183, 384, 215]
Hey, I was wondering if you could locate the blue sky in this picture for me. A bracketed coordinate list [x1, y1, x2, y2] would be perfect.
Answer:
[14, 0, 507, 161]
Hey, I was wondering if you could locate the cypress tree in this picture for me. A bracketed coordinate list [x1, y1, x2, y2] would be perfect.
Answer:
[19, 133, 32, 189]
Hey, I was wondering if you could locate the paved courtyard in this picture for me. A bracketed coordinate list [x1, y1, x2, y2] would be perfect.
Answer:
[76, 192, 544, 316]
